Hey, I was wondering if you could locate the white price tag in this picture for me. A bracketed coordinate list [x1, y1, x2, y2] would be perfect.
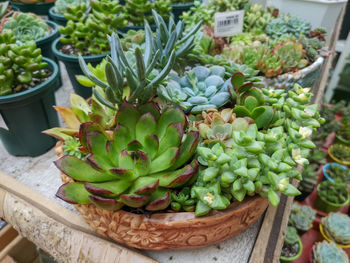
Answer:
[214, 10, 244, 37]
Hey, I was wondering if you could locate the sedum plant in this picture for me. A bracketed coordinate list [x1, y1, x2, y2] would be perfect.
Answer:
[312, 241, 349, 263]
[326, 164, 350, 184]
[318, 180, 348, 205]
[0, 31, 48, 96]
[1, 12, 51, 45]
[171, 187, 196, 212]
[158, 65, 231, 114]
[55, 102, 200, 211]
[322, 213, 350, 246]
[289, 203, 316, 232]
[54, 0, 86, 15]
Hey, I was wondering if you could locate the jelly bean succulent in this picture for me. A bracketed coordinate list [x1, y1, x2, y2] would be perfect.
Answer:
[317, 181, 349, 205]
[59, 1, 127, 55]
[171, 187, 196, 212]
[289, 203, 316, 232]
[1, 12, 51, 45]
[158, 65, 231, 114]
[54, 0, 86, 15]
[0, 31, 48, 96]
[312, 241, 348, 263]
[322, 213, 350, 246]
[55, 102, 200, 212]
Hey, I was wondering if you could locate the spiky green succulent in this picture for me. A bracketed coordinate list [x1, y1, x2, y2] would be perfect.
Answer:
[54, 0, 86, 15]
[158, 65, 231, 114]
[312, 241, 348, 263]
[322, 213, 350, 246]
[55, 102, 200, 212]
[266, 15, 311, 39]
[2, 12, 51, 45]
[289, 203, 316, 232]
[0, 31, 48, 96]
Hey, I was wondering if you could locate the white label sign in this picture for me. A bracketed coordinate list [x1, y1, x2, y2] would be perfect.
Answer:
[214, 10, 244, 37]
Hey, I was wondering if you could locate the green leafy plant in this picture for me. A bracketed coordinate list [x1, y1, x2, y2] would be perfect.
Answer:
[330, 144, 350, 163]
[244, 4, 273, 33]
[120, 30, 145, 50]
[322, 213, 350, 246]
[0, 31, 48, 96]
[59, 1, 127, 55]
[55, 102, 200, 212]
[285, 226, 299, 245]
[312, 241, 348, 263]
[1, 12, 51, 44]
[326, 164, 350, 184]
[266, 15, 311, 39]
[318, 180, 349, 205]
[158, 65, 230, 113]
[289, 203, 316, 232]
[54, 0, 86, 15]
[171, 187, 196, 212]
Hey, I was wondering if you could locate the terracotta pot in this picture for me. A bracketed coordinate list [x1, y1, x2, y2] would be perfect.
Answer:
[56, 143, 269, 250]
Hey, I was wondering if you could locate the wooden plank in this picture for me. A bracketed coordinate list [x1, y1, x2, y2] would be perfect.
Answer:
[7, 237, 37, 263]
[0, 225, 18, 251]
[0, 236, 22, 262]
[0, 171, 157, 263]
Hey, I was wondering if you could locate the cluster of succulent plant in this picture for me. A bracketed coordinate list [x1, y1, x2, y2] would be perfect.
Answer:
[281, 226, 300, 259]
[55, 102, 200, 211]
[322, 213, 350, 246]
[284, 226, 299, 245]
[298, 163, 318, 194]
[330, 144, 350, 163]
[312, 241, 348, 263]
[318, 180, 348, 205]
[266, 15, 311, 39]
[0, 31, 48, 96]
[1, 12, 51, 45]
[300, 36, 325, 62]
[309, 28, 327, 41]
[124, 0, 171, 25]
[54, 0, 86, 15]
[120, 30, 145, 50]
[243, 5, 273, 34]
[289, 203, 316, 232]
[158, 65, 231, 114]
[59, 1, 127, 55]
[326, 164, 350, 184]
[170, 187, 196, 212]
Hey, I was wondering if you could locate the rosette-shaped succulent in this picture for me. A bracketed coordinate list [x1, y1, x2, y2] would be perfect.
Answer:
[312, 241, 348, 263]
[0, 31, 48, 96]
[322, 213, 350, 246]
[257, 50, 283, 77]
[2, 12, 51, 44]
[244, 4, 273, 33]
[289, 203, 316, 232]
[158, 65, 230, 114]
[266, 15, 311, 39]
[54, 0, 86, 15]
[55, 102, 200, 211]
[274, 40, 308, 73]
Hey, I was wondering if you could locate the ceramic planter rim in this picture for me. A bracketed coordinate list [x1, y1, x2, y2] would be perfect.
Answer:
[280, 237, 303, 261]
[328, 144, 350, 165]
[51, 38, 109, 63]
[323, 162, 348, 183]
[0, 57, 58, 104]
[35, 20, 59, 46]
[10, 1, 53, 7]
[319, 222, 350, 248]
[316, 182, 350, 208]
[48, 5, 64, 19]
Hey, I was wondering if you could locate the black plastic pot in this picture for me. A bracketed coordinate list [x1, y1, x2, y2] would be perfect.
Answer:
[119, 24, 156, 33]
[0, 58, 60, 157]
[48, 6, 67, 26]
[171, 2, 194, 23]
[52, 38, 107, 99]
[10, 1, 54, 15]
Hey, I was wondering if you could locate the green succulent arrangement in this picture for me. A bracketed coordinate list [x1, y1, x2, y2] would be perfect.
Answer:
[120, 30, 145, 50]
[317, 180, 349, 205]
[158, 65, 231, 113]
[54, 0, 86, 15]
[266, 15, 311, 39]
[322, 213, 350, 246]
[0, 31, 48, 96]
[289, 203, 316, 232]
[1, 12, 51, 45]
[326, 164, 350, 184]
[330, 144, 350, 163]
[312, 241, 349, 263]
[59, 1, 127, 55]
[244, 5, 273, 34]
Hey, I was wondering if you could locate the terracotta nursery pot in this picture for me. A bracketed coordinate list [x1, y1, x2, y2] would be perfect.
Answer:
[56, 143, 269, 250]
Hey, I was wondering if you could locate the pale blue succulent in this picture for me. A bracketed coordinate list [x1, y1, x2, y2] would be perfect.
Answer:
[158, 65, 230, 114]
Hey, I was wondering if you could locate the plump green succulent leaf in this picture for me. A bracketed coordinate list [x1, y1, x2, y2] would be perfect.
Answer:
[157, 107, 186, 139]
[114, 102, 141, 139]
[119, 194, 150, 208]
[158, 123, 183, 155]
[56, 182, 91, 204]
[231, 72, 245, 89]
[171, 131, 199, 169]
[134, 150, 151, 176]
[89, 195, 124, 211]
[251, 106, 274, 129]
[150, 146, 179, 173]
[84, 180, 132, 198]
[145, 189, 171, 211]
[135, 113, 157, 144]
[143, 134, 159, 160]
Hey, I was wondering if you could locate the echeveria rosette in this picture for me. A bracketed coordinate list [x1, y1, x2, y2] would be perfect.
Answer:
[289, 203, 316, 232]
[322, 213, 350, 246]
[55, 102, 200, 212]
[266, 15, 311, 39]
[2, 12, 51, 45]
[312, 241, 348, 263]
[158, 65, 231, 114]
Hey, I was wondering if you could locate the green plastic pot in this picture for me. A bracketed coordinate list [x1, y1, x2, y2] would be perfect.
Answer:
[315, 184, 350, 213]
[171, 2, 194, 23]
[280, 238, 303, 262]
[0, 57, 60, 157]
[48, 6, 67, 26]
[52, 38, 107, 99]
[10, 1, 54, 15]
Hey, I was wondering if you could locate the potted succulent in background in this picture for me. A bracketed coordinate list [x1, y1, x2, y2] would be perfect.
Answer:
[10, 0, 55, 16]
[316, 180, 350, 213]
[280, 226, 303, 262]
[320, 212, 350, 248]
[295, 163, 318, 201]
[328, 144, 350, 166]
[49, 0, 86, 26]
[52, 1, 127, 98]
[0, 31, 59, 156]
[323, 163, 350, 184]
[311, 241, 348, 263]
[289, 203, 316, 234]
[170, 0, 195, 23]
[1, 12, 60, 70]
